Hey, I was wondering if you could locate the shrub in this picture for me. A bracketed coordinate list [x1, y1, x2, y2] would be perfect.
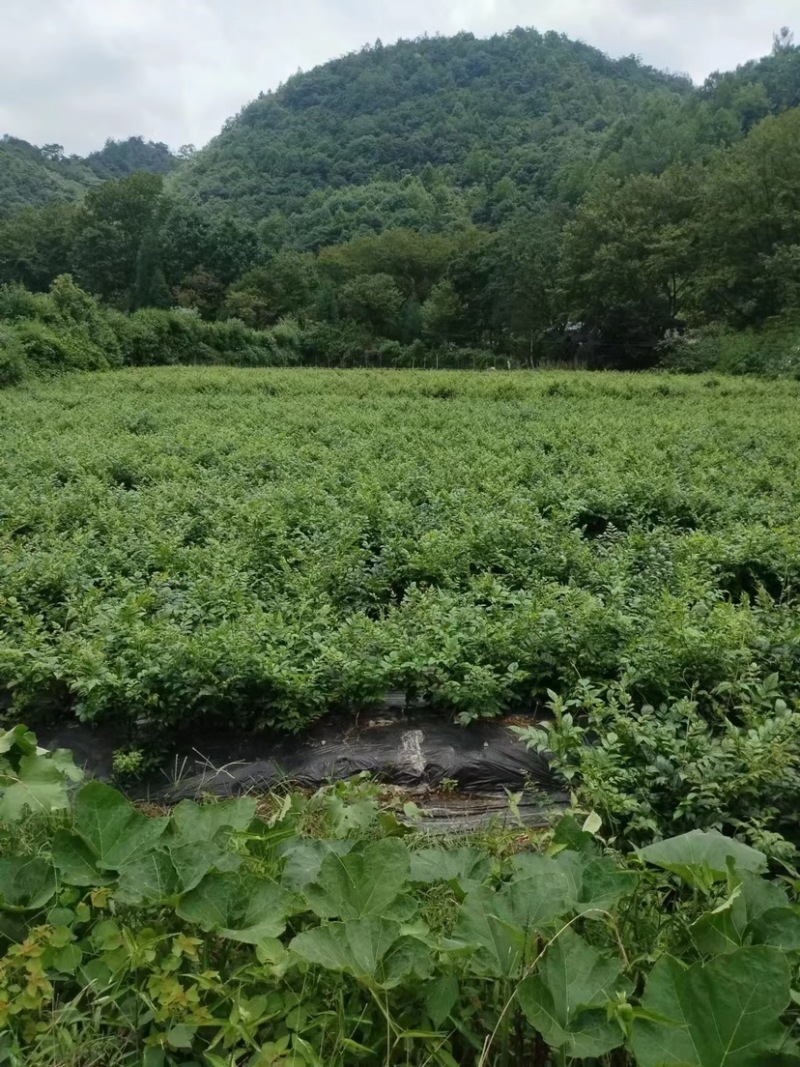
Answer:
[663, 319, 800, 375]
[10, 319, 108, 371]
[0, 327, 28, 385]
[112, 307, 203, 365]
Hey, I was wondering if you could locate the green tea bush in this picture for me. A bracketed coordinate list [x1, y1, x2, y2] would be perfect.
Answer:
[0, 280, 46, 323]
[1, 367, 800, 759]
[517, 673, 800, 859]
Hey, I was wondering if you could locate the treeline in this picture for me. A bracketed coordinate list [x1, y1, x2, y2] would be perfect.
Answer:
[2, 105, 799, 376]
[0, 273, 508, 388]
[174, 27, 799, 228]
[0, 29, 798, 378]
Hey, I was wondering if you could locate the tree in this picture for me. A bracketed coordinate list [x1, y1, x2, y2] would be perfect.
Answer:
[339, 273, 403, 337]
[483, 206, 565, 359]
[773, 27, 795, 53]
[319, 229, 455, 300]
[173, 268, 227, 320]
[223, 251, 319, 328]
[562, 166, 702, 355]
[133, 226, 172, 309]
[421, 280, 464, 343]
[73, 173, 164, 307]
[694, 108, 800, 324]
[41, 144, 65, 163]
[0, 202, 79, 290]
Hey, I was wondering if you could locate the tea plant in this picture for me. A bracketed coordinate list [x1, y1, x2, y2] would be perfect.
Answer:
[1, 368, 800, 741]
[515, 673, 800, 858]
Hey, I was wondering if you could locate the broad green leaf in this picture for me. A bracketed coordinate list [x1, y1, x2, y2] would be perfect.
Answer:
[281, 840, 354, 891]
[631, 946, 792, 1066]
[302, 838, 412, 919]
[166, 1024, 197, 1050]
[0, 857, 56, 911]
[554, 851, 639, 914]
[167, 837, 241, 894]
[511, 853, 574, 912]
[291, 917, 398, 976]
[449, 877, 570, 977]
[425, 973, 459, 1027]
[115, 849, 182, 905]
[177, 872, 289, 943]
[637, 830, 767, 885]
[48, 748, 84, 783]
[550, 814, 598, 854]
[381, 934, 434, 987]
[80, 959, 114, 992]
[692, 872, 800, 955]
[52, 830, 115, 887]
[291, 917, 431, 987]
[73, 781, 168, 870]
[410, 847, 493, 893]
[164, 799, 250, 892]
[89, 918, 123, 951]
[582, 811, 603, 835]
[170, 797, 257, 842]
[0, 752, 71, 822]
[318, 794, 380, 838]
[50, 944, 83, 974]
[0, 725, 39, 757]
[754, 908, 800, 952]
[511, 850, 635, 918]
[517, 928, 629, 1059]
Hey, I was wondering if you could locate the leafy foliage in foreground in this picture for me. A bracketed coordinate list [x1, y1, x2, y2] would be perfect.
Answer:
[3, 729, 800, 1066]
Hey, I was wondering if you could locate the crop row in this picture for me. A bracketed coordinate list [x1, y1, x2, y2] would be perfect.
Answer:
[1, 368, 799, 734]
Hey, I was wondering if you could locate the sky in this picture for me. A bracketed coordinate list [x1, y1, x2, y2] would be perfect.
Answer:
[0, 0, 794, 155]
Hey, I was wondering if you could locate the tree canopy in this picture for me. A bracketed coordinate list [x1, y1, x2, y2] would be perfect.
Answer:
[1, 26, 799, 370]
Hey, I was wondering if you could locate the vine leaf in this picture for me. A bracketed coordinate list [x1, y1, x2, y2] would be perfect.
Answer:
[302, 838, 412, 920]
[631, 946, 792, 1066]
[448, 877, 570, 978]
[177, 872, 290, 943]
[0, 857, 57, 911]
[52, 830, 114, 887]
[517, 928, 629, 1059]
[637, 830, 767, 886]
[0, 752, 75, 823]
[291, 917, 432, 988]
[410, 847, 493, 893]
[72, 781, 168, 870]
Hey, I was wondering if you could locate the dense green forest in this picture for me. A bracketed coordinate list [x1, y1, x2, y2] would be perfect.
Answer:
[1, 27, 799, 373]
[0, 135, 180, 219]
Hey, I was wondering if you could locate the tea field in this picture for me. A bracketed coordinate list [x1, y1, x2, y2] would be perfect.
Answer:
[1, 367, 800, 735]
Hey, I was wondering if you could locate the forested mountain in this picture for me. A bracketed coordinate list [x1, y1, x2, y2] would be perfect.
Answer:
[83, 136, 181, 180]
[173, 27, 800, 248]
[0, 135, 180, 218]
[1, 27, 799, 374]
[0, 137, 99, 218]
[174, 30, 694, 241]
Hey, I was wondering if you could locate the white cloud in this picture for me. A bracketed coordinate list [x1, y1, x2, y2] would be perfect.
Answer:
[0, 0, 793, 154]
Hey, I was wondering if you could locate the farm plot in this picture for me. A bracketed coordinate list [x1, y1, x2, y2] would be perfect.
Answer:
[1, 367, 799, 736]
